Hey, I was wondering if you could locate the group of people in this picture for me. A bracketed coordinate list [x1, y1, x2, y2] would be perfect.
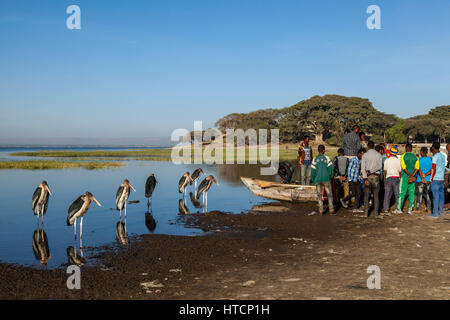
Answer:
[296, 125, 450, 217]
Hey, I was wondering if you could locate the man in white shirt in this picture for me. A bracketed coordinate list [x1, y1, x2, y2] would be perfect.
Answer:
[383, 146, 402, 214]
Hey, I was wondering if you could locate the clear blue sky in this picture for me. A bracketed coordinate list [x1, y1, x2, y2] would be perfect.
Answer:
[1, 0, 449, 141]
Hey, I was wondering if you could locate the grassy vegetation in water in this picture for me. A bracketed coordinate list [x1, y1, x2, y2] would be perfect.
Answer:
[10, 147, 339, 162]
[0, 160, 124, 170]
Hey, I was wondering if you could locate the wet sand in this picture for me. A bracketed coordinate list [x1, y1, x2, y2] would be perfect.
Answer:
[1, 203, 449, 300]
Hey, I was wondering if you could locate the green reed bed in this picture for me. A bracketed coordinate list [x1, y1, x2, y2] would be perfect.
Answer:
[0, 160, 125, 170]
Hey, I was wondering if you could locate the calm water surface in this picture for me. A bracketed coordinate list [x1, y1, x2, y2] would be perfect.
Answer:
[0, 148, 279, 268]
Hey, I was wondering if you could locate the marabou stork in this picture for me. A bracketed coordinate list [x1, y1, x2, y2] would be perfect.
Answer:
[178, 172, 193, 197]
[116, 179, 136, 219]
[196, 175, 219, 207]
[189, 168, 204, 192]
[145, 174, 157, 207]
[32, 181, 51, 224]
[32, 228, 50, 267]
[67, 192, 102, 242]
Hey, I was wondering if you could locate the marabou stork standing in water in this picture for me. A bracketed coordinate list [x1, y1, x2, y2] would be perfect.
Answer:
[178, 172, 193, 197]
[196, 175, 219, 209]
[189, 168, 204, 194]
[32, 181, 51, 225]
[67, 192, 102, 244]
[145, 174, 157, 208]
[116, 179, 136, 219]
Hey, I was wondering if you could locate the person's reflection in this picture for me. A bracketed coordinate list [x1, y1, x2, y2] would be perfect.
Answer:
[32, 227, 50, 267]
[145, 211, 157, 233]
[178, 199, 189, 215]
[116, 218, 129, 245]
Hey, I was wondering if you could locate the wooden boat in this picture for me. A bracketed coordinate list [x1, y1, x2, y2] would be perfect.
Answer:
[240, 177, 318, 202]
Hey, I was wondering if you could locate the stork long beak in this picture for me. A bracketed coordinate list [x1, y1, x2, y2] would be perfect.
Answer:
[92, 197, 102, 207]
[46, 186, 52, 196]
[130, 184, 136, 192]
[214, 179, 219, 186]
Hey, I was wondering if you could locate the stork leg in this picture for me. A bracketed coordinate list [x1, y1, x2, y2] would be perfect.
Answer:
[80, 217, 83, 241]
[125, 202, 127, 219]
[119, 208, 122, 220]
[74, 220, 77, 240]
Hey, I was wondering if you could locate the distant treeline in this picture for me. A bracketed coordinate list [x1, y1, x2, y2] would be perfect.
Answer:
[215, 95, 450, 145]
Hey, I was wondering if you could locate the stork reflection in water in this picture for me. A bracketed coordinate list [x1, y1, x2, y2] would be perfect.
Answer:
[32, 227, 50, 267]
[116, 220, 129, 245]
[67, 192, 102, 246]
[32, 181, 51, 225]
[116, 179, 136, 219]
[178, 199, 190, 215]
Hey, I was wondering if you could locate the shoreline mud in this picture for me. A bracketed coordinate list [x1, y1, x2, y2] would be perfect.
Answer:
[1, 204, 449, 300]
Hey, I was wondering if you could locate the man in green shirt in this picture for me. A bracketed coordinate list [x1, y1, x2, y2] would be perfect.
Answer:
[397, 143, 419, 214]
[311, 145, 335, 215]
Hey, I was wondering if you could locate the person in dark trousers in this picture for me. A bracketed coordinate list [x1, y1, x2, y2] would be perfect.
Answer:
[361, 141, 383, 217]
[341, 148, 365, 212]
[429, 142, 446, 217]
[311, 145, 334, 215]
[333, 148, 349, 202]
[341, 125, 361, 157]
[415, 147, 432, 213]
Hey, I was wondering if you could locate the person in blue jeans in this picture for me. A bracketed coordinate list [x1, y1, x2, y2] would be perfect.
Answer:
[416, 147, 432, 213]
[430, 142, 446, 217]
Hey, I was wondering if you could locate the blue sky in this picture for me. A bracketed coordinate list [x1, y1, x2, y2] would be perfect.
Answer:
[1, 0, 449, 142]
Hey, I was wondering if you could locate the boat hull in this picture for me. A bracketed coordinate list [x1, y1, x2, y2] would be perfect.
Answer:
[240, 177, 318, 202]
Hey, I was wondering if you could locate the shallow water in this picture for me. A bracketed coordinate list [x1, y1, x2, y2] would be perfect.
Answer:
[0, 148, 278, 268]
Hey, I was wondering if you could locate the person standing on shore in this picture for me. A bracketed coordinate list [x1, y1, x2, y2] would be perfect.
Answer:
[415, 147, 432, 213]
[333, 148, 349, 201]
[297, 135, 313, 185]
[359, 132, 368, 149]
[383, 146, 402, 214]
[342, 125, 361, 157]
[397, 143, 419, 214]
[430, 142, 446, 217]
[311, 145, 334, 215]
[340, 148, 365, 212]
[361, 141, 383, 217]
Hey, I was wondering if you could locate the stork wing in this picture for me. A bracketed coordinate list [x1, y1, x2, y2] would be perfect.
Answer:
[178, 176, 186, 192]
[196, 178, 208, 199]
[32, 187, 42, 214]
[67, 196, 83, 225]
[116, 186, 124, 207]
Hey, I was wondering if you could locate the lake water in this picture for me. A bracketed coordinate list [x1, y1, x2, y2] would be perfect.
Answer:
[0, 148, 279, 269]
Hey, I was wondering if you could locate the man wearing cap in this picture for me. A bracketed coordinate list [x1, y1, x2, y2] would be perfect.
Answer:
[397, 143, 419, 214]
[383, 145, 402, 214]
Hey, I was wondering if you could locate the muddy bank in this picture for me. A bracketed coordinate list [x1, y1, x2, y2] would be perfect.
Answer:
[1, 203, 449, 300]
